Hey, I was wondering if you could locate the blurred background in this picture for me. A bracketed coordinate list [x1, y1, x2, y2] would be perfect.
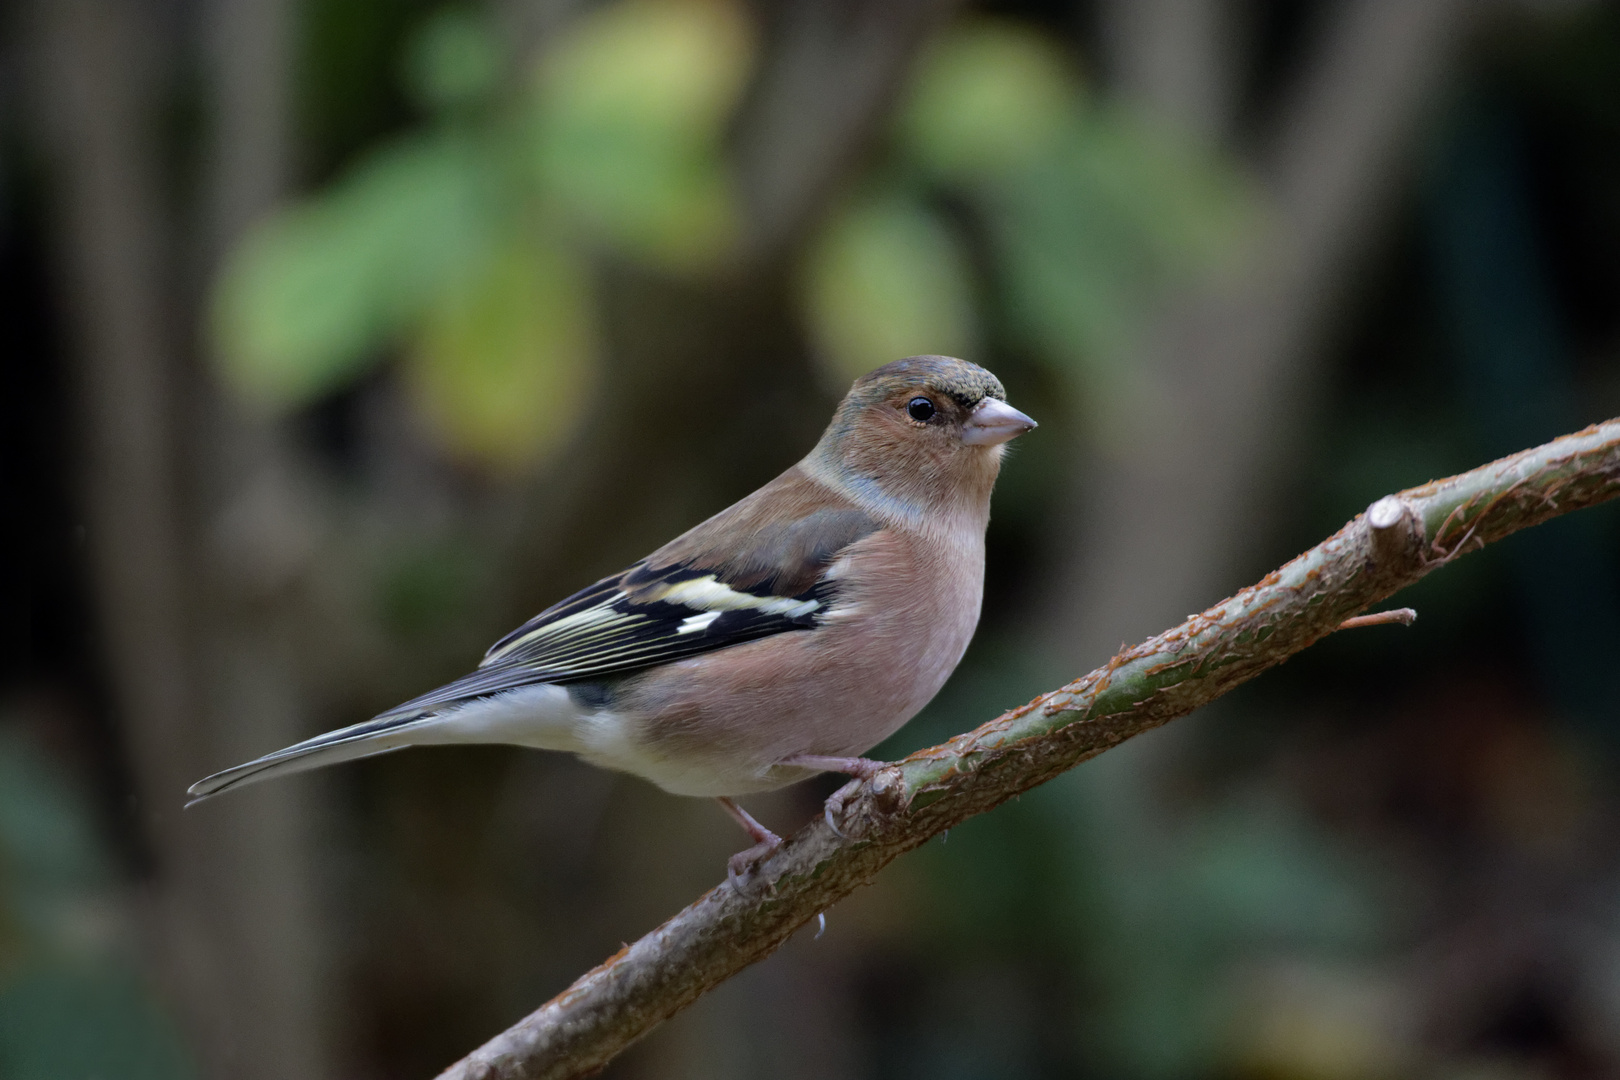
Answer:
[3, 0, 1620, 1076]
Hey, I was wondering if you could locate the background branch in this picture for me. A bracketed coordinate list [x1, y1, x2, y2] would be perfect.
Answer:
[1056, 0, 1471, 666]
[441, 418, 1620, 1080]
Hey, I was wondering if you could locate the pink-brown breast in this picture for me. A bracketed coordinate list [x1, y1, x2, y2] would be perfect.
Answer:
[610, 523, 986, 796]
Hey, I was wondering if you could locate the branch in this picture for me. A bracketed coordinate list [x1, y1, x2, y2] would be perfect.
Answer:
[440, 420, 1620, 1080]
[1051, 0, 1471, 667]
[729, 0, 964, 261]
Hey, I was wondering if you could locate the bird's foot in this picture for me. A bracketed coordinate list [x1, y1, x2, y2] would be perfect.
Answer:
[726, 836, 782, 891]
[717, 796, 782, 890]
[821, 782, 862, 838]
[778, 755, 888, 838]
[781, 754, 888, 780]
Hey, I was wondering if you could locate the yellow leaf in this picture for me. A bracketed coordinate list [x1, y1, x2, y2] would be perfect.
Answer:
[803, 194, 980, 385]
[530, 0, 754, 272]
[405, 236, 597, 470]
[900, 22, 1080, 182]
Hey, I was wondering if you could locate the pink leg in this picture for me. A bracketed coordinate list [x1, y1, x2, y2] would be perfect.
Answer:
[778, 755, 890, 837]
[779, 754, 887, 779]
[716, 797, 781, 888]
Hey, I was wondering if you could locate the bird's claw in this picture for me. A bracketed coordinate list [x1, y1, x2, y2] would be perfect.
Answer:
[726, 835, 781, 891]
[821, 778, 863, 839]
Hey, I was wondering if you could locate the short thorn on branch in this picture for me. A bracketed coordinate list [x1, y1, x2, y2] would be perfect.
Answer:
[1366, 494, 1419, 566]
[1338, 607, 1417, 630]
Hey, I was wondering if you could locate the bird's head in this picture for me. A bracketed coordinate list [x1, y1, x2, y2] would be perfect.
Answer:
[807, 355, 1036, 526]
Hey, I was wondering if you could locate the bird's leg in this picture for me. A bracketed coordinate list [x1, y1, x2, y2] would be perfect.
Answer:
[778, 755, 889, 838]
[781, 754, 887, 778]
[716, 797, 781, 889]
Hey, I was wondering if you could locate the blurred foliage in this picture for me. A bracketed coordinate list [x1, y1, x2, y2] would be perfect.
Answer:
[0, 725, 191, 1079]
[406, 231, 596, 465]
[214, 132, 495, 406]
[402, 7, 504, 115]
[1052, 753, 1392, 1078]
[529, 0, 750, 270]
[885, 649, 1401, 1080]
[216, 6, 1246, 466]
[214, 0, 753, 470]
[805, 21, 1253, 397]
[901, 24, 1075, 181]
[803, 192, 979, 383]
[297, 0, 440, 179]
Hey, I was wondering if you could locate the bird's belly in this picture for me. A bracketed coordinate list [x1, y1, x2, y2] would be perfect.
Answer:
[574, 725, 805, 797]
[569, 707, 781, 797]
[613, 612, 976, 797]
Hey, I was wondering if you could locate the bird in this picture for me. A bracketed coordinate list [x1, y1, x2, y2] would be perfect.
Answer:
[187, 355, 1036, 882]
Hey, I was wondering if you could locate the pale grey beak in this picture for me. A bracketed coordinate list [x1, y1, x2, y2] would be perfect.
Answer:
[962, 397, 1037, 446]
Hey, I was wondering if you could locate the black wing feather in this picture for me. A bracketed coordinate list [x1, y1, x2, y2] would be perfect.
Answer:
[375, 505, 878, 720]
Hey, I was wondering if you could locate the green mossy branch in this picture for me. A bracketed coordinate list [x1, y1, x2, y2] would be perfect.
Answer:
[441, 419, 1620, 1080]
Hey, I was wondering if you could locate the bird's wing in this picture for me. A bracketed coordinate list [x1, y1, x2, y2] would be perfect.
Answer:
[377, 478, 879, 718]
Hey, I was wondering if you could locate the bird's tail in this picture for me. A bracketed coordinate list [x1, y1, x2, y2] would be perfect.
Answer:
[185, 712, 427, 805]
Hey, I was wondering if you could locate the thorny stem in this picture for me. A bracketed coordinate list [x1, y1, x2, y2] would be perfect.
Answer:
[439, 420, 1620, 1080]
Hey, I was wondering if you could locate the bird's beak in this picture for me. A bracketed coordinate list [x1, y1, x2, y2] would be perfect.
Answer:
[962, 398, 1037, 446]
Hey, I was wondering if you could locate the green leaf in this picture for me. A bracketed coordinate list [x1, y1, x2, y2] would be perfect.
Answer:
[802, 193, 979, 384]
[989, 114, 1253, 390]
[528, 0, 753, 272]
[404, 233, 596, 469]
[402, 6, 504, 115]
[890, 18, 1255, 405]
[211, 134, 495, 408]
[899, 22, 1080, 183]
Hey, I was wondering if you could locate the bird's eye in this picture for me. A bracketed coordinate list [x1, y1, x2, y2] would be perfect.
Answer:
[907, 397, 936, 422]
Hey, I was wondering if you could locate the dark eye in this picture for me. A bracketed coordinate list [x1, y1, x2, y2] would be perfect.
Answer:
[907, 397, 936, 422]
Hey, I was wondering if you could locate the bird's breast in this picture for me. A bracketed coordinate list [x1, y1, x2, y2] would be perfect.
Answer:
[611, 525, 986, 795]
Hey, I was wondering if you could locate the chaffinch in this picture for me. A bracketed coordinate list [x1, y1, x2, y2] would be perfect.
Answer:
[189, 355, 1036, 879]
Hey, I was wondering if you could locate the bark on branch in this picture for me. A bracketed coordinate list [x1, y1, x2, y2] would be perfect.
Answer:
[440, 419, 1620, 1080]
